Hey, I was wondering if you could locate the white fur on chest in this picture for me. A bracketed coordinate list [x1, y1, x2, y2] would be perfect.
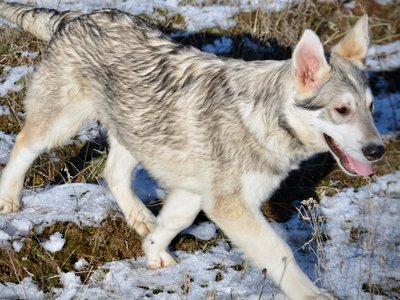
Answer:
[241, 172, 281, 208]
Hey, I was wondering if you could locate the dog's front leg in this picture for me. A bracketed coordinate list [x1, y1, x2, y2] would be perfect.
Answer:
[143, 188, 202, 269]
[203, 195, 333, 300]
[104, 136, 156, 238]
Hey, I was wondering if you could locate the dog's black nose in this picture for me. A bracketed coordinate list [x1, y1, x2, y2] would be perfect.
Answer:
[362, 144, 385, 161]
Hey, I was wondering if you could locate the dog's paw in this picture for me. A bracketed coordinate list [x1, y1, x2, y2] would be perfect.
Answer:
[131, 219, 155, 238]
[143, 234, 178, 269]
[146, 250, 178, 269]
[0, 198, 20, 214]
[126, 212, 156, 238]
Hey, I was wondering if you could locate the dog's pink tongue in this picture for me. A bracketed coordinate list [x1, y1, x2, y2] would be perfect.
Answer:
[347, 155, 373, 176]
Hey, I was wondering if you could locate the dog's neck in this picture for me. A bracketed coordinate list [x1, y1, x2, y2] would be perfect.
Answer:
[233, 59, 312, 172]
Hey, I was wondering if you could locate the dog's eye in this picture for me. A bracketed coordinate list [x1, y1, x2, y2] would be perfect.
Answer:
[335, 106, 349, 116]
[369, 102, 374, 113]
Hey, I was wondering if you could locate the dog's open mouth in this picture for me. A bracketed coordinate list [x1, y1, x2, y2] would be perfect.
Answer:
[323, 134, 372, 176]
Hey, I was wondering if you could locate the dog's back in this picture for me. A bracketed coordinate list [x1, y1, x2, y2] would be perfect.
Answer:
[23, 7, 293, 191]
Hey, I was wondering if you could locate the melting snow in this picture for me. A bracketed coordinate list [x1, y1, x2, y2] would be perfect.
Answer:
[0, 131, 15, 164]
[366, 41, 400, 72]
[322, 172, 400, 299]
[0, 105, 10, 116]
[74, 258, 89, 271]
[0, 65, 33, 97]
[41, 232, 66, 253]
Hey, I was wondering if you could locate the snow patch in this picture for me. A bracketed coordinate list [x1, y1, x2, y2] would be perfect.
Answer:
[0, 105, 10, 116]
[373, 0, 394, 4]
[182, 221, 218, 240]
[0, 65, 33, 97]
[0, 131, 15, 164]
[321, 172, 400, 299]
[202, 37, 233, 54]
[53, 272, 82, 300]
[177, 5, 238, 32]
[41, 232, 66, 253]
[0, 277, 45, 300]
[19, 51, 38, 60]
[366, 41, 400, 72]
[0, 184, 118, 239]
[12, 239, 24, 252]
[74, 258, 89, 271]
[0, 229, 11, 248]
[76, 121, 102, 142]
[74, 243, 283, 299]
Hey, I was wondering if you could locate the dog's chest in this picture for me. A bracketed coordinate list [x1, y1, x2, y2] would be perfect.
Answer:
[240, 172, 282, 207]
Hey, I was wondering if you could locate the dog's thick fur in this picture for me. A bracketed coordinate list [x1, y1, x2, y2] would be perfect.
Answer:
[0, 2, 384, 299]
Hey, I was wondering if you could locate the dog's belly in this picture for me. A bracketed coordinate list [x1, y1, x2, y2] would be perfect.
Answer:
[138, 153, 208, 194]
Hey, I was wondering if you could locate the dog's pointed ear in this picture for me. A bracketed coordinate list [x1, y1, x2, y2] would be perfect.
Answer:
[332, 15, 369, 66]
[292, 29, 332, 97]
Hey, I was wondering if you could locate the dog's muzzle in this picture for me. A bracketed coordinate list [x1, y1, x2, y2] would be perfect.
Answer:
[323, 134, 384, 176]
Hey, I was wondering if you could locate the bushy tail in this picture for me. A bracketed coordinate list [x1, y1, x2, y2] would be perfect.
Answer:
[0, 1, 81, 41]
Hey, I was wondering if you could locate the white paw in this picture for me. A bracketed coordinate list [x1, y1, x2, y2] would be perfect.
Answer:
[131, 219, 155, 238]
[143, 235, 178, 269]
[127, 214, 156, 238]
[0, 197, 20, 214]
[146, 250, 178, 269]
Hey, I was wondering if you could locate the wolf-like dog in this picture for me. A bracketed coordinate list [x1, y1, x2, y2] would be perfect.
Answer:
[0, 2, 384, 299]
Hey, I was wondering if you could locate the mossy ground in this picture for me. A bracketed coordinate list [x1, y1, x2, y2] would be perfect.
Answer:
[0, 215, 142, 291]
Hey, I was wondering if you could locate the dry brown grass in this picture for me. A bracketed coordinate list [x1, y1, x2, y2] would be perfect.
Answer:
[232, 0, 399, 47]
[0, 215, 223, 290]
[0, 29, 44, 134]
[0, 215, 143, 291]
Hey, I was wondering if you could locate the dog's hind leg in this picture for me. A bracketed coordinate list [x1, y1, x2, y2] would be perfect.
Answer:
[0, 122, 46, 213]
[143, 189, 202, 268]
[103, 135, 156, 238]
[0, 97, 95, 214]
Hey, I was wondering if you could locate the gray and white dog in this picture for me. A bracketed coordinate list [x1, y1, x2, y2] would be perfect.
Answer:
[0, 2, 384, 299]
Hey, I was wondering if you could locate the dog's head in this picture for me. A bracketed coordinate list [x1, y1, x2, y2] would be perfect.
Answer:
[287, 15, 384, 176]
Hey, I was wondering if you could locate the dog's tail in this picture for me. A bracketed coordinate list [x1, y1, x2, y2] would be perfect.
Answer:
[0, 1, 81, 41]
